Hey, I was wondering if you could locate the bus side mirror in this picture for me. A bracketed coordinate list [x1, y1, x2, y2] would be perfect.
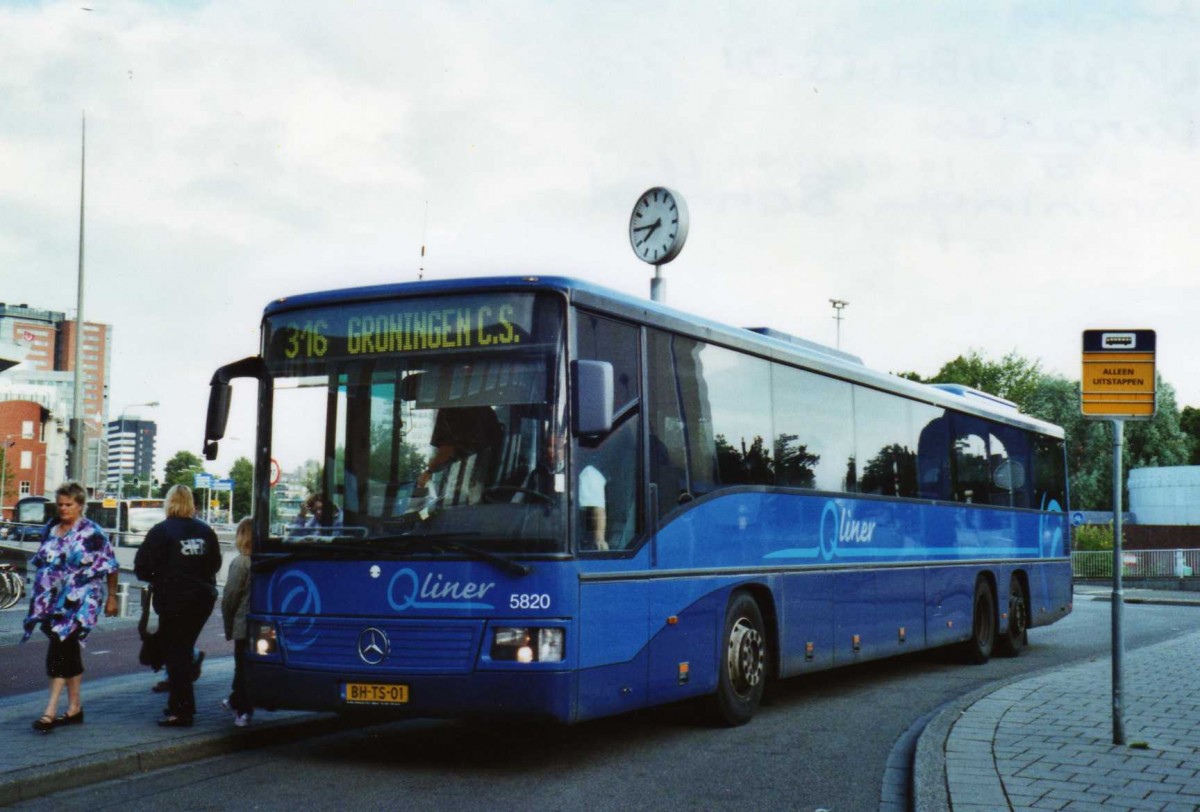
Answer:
[204, 383, 231, 460]
[572, 360, 613, 436]
[204, 356, 267, 461]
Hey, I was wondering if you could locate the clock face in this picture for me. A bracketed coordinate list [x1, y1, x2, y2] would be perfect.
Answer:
[629, 187, 688, 265]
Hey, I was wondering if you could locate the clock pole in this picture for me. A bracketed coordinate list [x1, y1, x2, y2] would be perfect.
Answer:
[629, 187, 689, 306]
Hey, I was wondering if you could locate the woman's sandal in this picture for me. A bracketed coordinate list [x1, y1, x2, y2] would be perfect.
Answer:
[157, 715, 194, 728]
[55, 709, 84, 726]
[32, 715, 56, 733]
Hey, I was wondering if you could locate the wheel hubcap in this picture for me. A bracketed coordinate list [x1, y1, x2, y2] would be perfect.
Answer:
[1010, 592, 1026, 637]
[975, 597, 992, 647]
[727, 618, 764, 697]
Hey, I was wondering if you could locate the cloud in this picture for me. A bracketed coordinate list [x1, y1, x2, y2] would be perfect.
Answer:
[3, 0, 1200, 478]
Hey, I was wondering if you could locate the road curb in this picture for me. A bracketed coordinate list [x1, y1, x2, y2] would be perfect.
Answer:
[1083, 594, 1200, 607]
[910, 654, 1094, 812]
[0, 712, 375, 806]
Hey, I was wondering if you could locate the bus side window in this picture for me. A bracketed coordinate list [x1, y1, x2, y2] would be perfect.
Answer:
[854, 386, 918, 498]
[1032, 435, 1067, 512]
[647, 330, 706, 516]
[772, 366, 854, 494]
[915, 411, 950, 500]
[575, 312, 641, 551]
[987, 426, 1031, 509]
[703, 345, 772, 488]
[951, 414, 990, 504]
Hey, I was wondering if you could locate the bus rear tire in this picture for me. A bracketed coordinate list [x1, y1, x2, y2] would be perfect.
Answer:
[709, 591, 767, 727]
[961, 579, 995, 665]
[995, 576, 1028, 658]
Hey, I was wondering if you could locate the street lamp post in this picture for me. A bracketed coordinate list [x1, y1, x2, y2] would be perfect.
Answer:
[829, 299, 849, 350]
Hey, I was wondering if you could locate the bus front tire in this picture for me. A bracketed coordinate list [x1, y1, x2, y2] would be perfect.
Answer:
[995, 577, 1028, 658]
[961, 579, 996, 665]
[710, 591, 767, 727]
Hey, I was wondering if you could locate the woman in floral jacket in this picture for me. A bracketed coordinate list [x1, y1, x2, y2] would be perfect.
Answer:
[22, 481, 119, 733]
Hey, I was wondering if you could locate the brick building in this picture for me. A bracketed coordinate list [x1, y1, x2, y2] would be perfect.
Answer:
[0, 303, 111, 499]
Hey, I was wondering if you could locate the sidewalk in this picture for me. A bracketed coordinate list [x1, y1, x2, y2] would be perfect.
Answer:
[0, 656, 365, 806]
[915, 588, 1200, 811]
[1, 538, 239, 586]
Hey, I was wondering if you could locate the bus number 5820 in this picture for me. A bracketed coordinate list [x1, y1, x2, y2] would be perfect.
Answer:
[510, 594, 551, 610]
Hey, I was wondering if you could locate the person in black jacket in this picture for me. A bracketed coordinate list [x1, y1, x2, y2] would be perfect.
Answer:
[134, 485, 222, 727]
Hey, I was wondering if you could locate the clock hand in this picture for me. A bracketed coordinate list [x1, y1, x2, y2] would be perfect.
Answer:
[635, 219, 663, 245]
[632, 217, 662, 234]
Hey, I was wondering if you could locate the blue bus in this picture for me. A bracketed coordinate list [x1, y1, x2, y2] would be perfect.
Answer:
[203, 276, 1071, 725]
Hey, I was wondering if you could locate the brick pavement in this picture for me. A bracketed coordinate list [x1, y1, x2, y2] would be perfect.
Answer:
[0, 655, 378, 806]
[918, 603, 1200, 812]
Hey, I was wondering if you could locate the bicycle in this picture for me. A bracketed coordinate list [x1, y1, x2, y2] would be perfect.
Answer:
[0, 563, 25, 610]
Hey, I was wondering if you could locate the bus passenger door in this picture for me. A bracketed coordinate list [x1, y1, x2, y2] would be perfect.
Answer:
[573, 311, 651, 722]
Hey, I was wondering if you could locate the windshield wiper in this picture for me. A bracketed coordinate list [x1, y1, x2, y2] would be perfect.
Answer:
[254, 536, 532, 577]
[251, 541, 417, 573]
[369, 534, 532, 577]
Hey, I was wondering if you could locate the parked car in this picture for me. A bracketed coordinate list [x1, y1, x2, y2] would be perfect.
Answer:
[7, 524, 44, 542]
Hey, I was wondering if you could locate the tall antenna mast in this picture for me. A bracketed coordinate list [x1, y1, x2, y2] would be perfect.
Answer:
[418, 200, 428, 280]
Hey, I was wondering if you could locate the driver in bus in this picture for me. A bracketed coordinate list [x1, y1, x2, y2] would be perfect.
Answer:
[416, 405, 504, 490]
[292, 493, 342, 535]
[515, 425, 610, 552]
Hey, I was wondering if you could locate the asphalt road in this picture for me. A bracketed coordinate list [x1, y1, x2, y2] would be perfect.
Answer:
[0, 568, 231, 699]
[12, 596, 1199, 812]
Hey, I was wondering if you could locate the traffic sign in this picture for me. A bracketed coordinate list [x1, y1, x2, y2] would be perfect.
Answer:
[193, 473, 214, 489]
[212, 478, 234, 492]
[269, 458, 281, 487]
[1081, 330, 1156, 419]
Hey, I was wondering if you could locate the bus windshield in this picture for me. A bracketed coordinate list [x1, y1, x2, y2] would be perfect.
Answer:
[264, 291, 567, 554]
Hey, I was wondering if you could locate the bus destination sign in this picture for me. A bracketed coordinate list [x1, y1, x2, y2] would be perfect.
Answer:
[1081, 329, 1156, 420]
[264, 294, 539, 368]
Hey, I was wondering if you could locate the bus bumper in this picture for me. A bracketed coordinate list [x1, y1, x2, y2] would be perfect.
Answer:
[246, 661, 576, 723]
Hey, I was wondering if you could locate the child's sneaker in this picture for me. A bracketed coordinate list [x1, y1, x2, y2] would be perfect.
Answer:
[234, 712, 252, 728]
[220, 699, 235, 715]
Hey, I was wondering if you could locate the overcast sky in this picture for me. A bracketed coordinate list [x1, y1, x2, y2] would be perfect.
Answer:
[3, 0, 1199, 477]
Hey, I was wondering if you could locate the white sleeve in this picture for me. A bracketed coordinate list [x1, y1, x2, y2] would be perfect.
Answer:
[578, 465, 606, 508]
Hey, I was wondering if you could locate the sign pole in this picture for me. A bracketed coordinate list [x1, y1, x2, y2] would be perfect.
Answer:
[1080, 328, 1156, 749]
[1110, 418, 1125, 746]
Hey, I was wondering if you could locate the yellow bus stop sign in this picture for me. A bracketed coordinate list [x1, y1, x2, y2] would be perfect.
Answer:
[1081, 330, 1156, 419]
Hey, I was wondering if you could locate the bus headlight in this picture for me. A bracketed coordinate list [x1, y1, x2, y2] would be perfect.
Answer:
[250, 621, 279, 657]
[491, 627, 564, 663]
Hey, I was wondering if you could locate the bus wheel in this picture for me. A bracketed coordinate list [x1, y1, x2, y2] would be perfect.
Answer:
[710, 592, 767, 727]
[995, 577, 1028, 658]
[961, 579, 996, 665]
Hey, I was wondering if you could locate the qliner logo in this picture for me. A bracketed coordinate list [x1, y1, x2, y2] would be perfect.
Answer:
[819, 502, 877, 561]
[387, 568, 496, 611]
[267, 570, 322, 651]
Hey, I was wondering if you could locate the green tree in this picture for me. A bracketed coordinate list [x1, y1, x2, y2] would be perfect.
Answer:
[773, 433, 820, 488]
[925, 349, 1043, 407]
[0, 446, 15, 510]
[914, 351, 1192, 512]
[1180, 406, 1200, 464]
[162, 450, 207, 501]
[230, 456, 254, 521]
[715, 434, 774, 485]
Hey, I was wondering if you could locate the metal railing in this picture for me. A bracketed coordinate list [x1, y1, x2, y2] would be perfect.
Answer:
[1073, 548, 1200, 579]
